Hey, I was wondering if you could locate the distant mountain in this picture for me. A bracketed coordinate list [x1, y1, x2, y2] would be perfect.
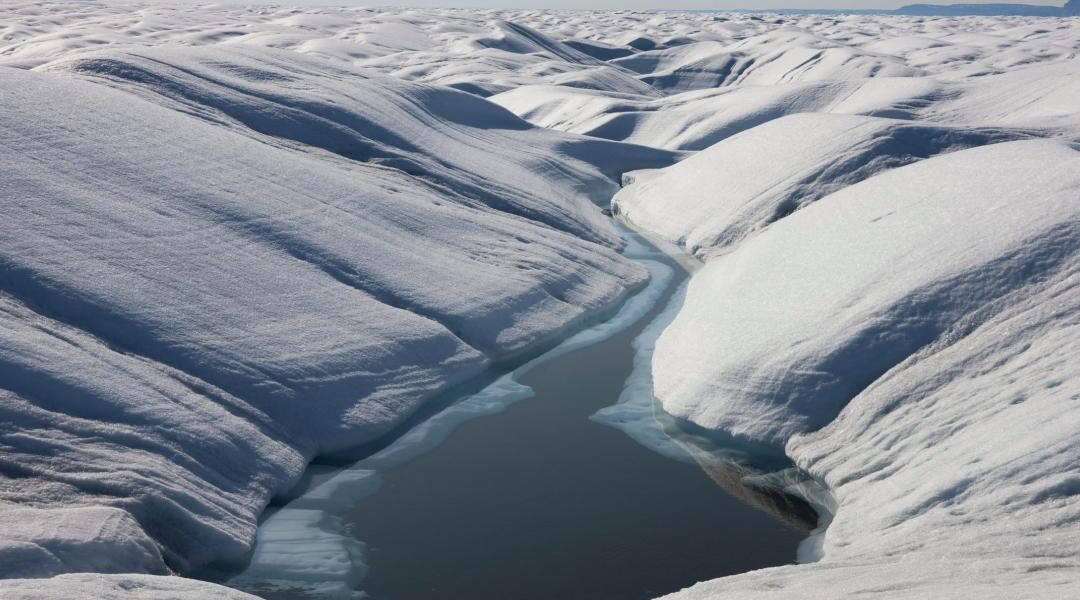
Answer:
[895, 2, 1075, 16]
[716, 1, 1077, 16]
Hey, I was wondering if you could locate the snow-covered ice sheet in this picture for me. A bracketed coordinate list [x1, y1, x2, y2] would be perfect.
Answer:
[613, 112, 1022, 257]
[0, 2, 1078, 598]
[0, 9, 679, 583]
[623, 140, 1080, 598]
[646, 139, 1080, 443]
[227, 230, 675, 597]
[1, 574, 261, 600]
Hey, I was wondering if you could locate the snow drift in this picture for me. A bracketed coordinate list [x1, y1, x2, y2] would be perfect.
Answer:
[1, 3, 1078, 599]
[0, 55, 674, 577]
[493, 77, 946, 151]
[625, 140, 1080, 599]
[646, 139, 1079, 444]
[612, 113, 1022, 257]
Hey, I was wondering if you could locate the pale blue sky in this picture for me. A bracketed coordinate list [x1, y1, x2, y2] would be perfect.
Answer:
[216, 0, 1063, 9]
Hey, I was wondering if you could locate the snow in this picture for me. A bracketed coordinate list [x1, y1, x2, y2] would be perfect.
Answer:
[228, 227, 675, 597]
[613, 112, 1022, 257]
[658, 257, 1080, 599]
[0, 13, 677, 584]
[622, 139, 1080, 598]
[0, 2, 1078, 599]
[0, 508, 165, 579]
[492, 77, 947, 151]
[646, 138, 1080, 444]
[2, 574, 261, 600]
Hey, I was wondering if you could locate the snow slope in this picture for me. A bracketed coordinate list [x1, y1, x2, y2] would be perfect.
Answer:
[0, 40, 674, 580]
[660, 231, 1080, 599]
[647, 139, 1079, 444]
[613, 113, 1022, 257]
[492, 77, 953, 151]
[1, 2, 1078, 599]
[621, 139, 1080, 599]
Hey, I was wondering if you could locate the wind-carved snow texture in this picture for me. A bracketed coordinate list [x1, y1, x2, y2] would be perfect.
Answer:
[616, 135, 1080, 598]
[0, 7, 683, 589]
[227, 230, 674, 598]
[613, 113, 1025, 257]
[0, 2, 1078, 599]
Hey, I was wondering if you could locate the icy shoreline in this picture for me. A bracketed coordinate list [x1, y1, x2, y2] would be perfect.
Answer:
[217, 226, 679, 597]
[1, 3, 1077, 598]
[0, 14, 680, 585]
[616, 137, 1080, 600]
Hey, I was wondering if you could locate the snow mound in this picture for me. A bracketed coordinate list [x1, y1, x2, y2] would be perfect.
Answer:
[463, 20, 600, 66]
[647, 140, 1080, 600]
[0, 573, 261, 599]
[722, 29, 924, 87]
[562, 38, 636, 61]
[0, 508, 165, 578]
[494, 77, 944, 151]
[0, 59, 670, 576]
[608, 31, 921, 95]
[613, 113, 1022, 257]
[610, 41, 741, 93]
[661, 171, 1080, 600]
[41, 46, 677, 240]
[652, 139, 1080, 446]
[928, 61, 1080, 140]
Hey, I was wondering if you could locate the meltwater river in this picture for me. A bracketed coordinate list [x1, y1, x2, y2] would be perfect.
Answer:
[218, 224, 817, 600]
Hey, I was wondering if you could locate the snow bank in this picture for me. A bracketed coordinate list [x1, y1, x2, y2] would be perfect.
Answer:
[613, 113, 1021, 257]
[0, 54, 673, 577]
[632, 140, 1080, 598]
[661, 247, 1080, 599]
[0, 508, 165, 578]
[651, 140, 1079, 445]
[228, 230, 675, 597]
[1, 574, 261, 599]
[2, 3, 1079, 598]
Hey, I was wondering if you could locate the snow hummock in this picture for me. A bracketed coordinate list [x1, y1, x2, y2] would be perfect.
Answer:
[1, 3, 1078, 599]
[623, 140, 1080, 598]
[650, 140, 1079, 445]
[227, 228, 676, 597]
[0, 23, 677, 584]
[613, 113, 1022, 257]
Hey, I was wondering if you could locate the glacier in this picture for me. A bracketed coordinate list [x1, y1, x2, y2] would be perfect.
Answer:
[0, 2, 1077, 599]
[225, 227, 675, 598]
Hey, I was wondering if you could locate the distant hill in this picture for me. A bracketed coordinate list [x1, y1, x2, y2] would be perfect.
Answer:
[718, 1, 1077, 16]
[896, 2, 1076, 16]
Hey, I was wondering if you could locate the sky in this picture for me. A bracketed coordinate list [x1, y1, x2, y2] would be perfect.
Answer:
[219, 0, 1064, 10]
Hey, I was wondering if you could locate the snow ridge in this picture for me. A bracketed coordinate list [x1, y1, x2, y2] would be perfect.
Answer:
[0, 30, 675, 585]
[0, 3, 1078, 599]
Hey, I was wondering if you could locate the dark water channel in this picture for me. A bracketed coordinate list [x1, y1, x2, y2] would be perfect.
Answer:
[341, 245, 812, 600]
[225, 229, 818, 600]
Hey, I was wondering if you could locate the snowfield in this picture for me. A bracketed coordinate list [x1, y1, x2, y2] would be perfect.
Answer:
[0, 2, 1077, 599]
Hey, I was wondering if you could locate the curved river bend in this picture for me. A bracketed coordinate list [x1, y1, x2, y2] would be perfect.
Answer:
[212, 224, 818, 600]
